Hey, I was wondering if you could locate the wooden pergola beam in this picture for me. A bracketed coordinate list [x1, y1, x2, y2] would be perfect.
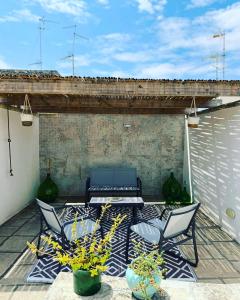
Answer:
[0, 77, 239, 114]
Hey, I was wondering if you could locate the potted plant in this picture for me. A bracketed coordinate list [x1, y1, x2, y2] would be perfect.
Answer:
[126, 241, 166, 300]
[27, 204, 126, 296]
[187, 96, 200, 128]
[21, 94, 33, 126]
[162, 172, 182, 205]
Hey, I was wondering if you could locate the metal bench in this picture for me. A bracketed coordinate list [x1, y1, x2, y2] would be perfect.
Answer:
[85, 167, 142, 207]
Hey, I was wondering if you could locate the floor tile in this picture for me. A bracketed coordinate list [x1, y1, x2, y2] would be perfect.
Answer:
[0, 253, 19, 277]
[180, 244, 223, 260]
[3, 217, 29, 227]
[195, 259, 240, 279]
[222, 278, 240, 284]
[15, 248, 38, 266]
[0, 236, 35, 253]
[10, 285, 49, 300]
[0, 237, 8, 246]
[0, 285, 15, 300]
[213, 242, 240, 261]
[2, 264, 32, 285]
[197, 278, 223, 284]
[197, 227, 233, 243]
[14, 220, 40, 236]
[0, 227, 19, 237]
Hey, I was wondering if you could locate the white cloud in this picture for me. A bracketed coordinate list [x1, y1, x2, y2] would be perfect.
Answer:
[100, 33, 131, 42]
[0, 57, 9, 69]
[137, 61, 215, 79]
[0, 9, 39, 23]
[135, 0, 167, 14]
[113, 51, 152, 63]
[32, 0, 89, 17]
[96, 0, 109, 5]
[187, 0, 218, 9]
[97, 33, 132, 56]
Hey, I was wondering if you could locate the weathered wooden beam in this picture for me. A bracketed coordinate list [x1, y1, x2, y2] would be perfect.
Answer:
[33, 106, 185, 114]
[0, 78, 240, 98]
[4, 94, 216, 109]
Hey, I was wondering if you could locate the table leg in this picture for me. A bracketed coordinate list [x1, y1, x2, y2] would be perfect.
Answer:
[132, 207, 137, 224]
[96, 206, 101, 220]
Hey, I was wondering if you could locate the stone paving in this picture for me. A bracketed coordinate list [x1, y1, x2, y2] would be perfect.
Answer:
[0, 199, 240, 299]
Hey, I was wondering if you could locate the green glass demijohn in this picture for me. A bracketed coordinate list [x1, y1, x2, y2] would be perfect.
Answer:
[37, 160, 59, 203]
[181, 185, 191, 205]
[162, 172, 182, 205]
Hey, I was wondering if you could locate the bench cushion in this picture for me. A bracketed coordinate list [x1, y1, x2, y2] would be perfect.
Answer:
[90, 168, 137, 187]
[88, 186, 140, 191]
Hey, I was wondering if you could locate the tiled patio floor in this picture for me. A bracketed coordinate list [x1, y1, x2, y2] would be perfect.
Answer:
[1, 199, 240, 299]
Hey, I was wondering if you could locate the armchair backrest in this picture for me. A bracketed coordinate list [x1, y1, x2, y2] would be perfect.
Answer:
[163, 203, 200, 238]
[36, 199, 62, 234]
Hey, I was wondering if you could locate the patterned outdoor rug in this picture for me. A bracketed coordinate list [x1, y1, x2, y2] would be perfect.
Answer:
[27, 204, 197, 283]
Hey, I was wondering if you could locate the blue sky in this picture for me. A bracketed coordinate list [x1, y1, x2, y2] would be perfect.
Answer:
[0, 0, 239, 79]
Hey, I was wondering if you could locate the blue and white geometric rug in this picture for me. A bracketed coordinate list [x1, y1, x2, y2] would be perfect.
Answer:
[27, 204, 197, 283]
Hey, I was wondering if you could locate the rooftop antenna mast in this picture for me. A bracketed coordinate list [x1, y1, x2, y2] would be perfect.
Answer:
[213, 31, 226, 80]
[62, 24, 88, 76]
[29, 17, 57, 70]
[207, 54, 221, 80]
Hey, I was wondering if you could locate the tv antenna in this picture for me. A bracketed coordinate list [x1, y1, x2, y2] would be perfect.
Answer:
[213, 31, 226, 80]
[29, 17, 57, 70]
[205, 54, 222, 80]
[62, 24, 88, 76]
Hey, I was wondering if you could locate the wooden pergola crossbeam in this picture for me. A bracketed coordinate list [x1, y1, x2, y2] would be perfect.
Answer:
[0, 77, 240, 114]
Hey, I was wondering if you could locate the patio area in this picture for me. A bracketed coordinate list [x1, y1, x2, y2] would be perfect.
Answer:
[1, 198, 240, 299]
[1, 73, 240, 299]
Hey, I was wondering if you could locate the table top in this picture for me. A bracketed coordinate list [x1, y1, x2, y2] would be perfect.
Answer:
[89, 197, 144, 207]
[44, 272, 240, 300]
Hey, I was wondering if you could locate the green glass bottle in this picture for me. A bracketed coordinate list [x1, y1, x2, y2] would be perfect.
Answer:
[162, 172, 182, 205]
[181, 186, 191, 205]
[37, 159, 59, 203]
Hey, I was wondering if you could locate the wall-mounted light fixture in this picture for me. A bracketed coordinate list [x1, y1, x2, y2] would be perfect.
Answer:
[123, 124, 132, 128]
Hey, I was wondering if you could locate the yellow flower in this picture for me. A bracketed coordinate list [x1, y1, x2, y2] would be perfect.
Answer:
[90, 269, 98, 277]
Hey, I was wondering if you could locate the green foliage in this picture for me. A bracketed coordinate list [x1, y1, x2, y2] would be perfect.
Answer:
[162, 172, 182, 204]
[27, 203, 126, 277]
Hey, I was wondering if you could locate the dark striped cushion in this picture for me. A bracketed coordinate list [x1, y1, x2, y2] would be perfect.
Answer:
[88, 186, 140, 192]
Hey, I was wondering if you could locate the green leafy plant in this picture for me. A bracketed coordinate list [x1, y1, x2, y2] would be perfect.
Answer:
[28, 204, 126, 277]
[128, 241, 167, 299]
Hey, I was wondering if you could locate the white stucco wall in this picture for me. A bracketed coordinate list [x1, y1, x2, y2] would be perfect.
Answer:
[0, 108, 39, 225]
[188, 106, 240, 242]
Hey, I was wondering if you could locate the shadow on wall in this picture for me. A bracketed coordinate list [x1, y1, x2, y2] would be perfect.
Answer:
[189, 106, 240, 242]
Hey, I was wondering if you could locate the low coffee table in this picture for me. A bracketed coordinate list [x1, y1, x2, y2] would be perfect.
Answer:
[89, 197, 144, 223]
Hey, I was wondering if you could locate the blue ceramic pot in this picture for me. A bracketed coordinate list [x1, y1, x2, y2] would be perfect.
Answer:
[126, 267, 161, 300]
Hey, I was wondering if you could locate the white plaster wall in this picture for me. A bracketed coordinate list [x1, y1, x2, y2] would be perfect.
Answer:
[188, 106, 240, 242]
[0, 108, 39, 225]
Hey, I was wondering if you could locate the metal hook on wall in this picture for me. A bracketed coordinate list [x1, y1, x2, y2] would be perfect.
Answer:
[7, 106, 14, 176]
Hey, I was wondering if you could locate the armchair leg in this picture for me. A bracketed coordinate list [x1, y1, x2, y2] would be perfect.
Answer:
[125, 225, 131, 264]
[191, 226, 199, 267]
[85, 191, 89, 208]
[36, 232, 42, 259]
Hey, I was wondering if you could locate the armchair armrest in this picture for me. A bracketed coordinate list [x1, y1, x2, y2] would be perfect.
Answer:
[159, 208, 171, 220]
[130, 218, 164, 232]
